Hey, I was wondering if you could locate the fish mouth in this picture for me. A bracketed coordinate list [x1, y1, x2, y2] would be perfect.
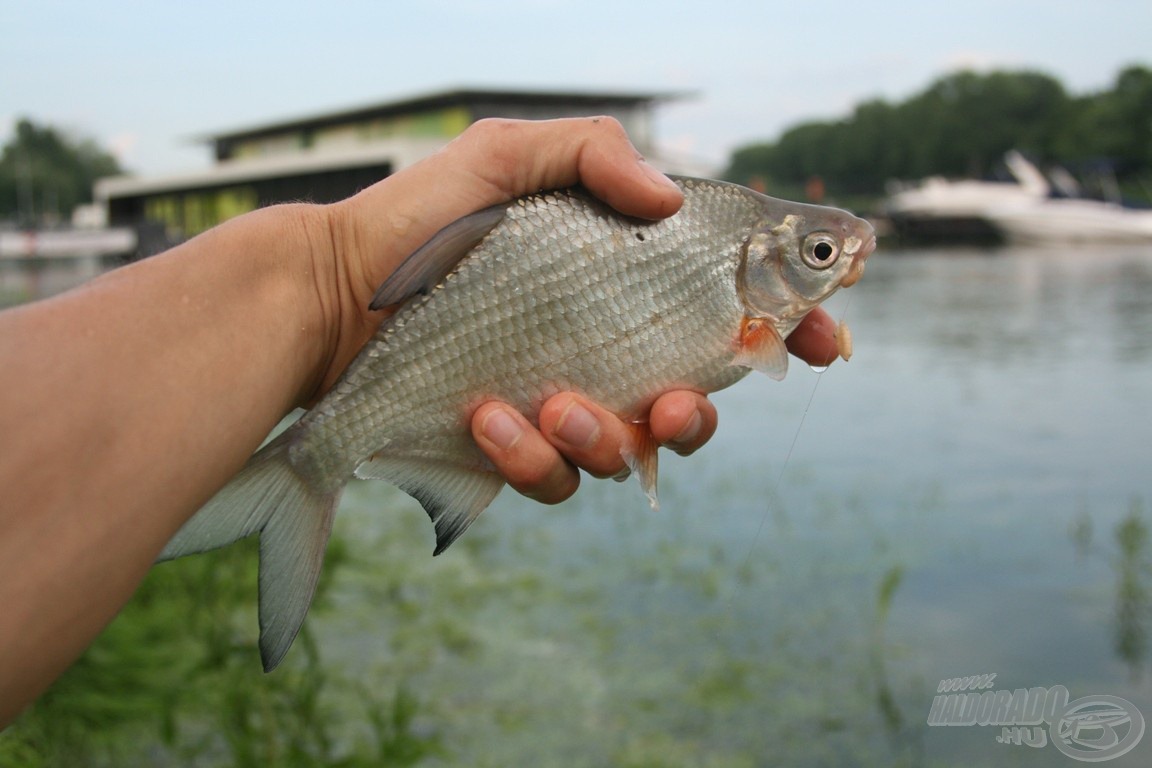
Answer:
[840, 232, 876, 288]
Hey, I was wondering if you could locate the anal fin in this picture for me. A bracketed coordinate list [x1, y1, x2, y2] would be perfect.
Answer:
[355, 456, 505, 555]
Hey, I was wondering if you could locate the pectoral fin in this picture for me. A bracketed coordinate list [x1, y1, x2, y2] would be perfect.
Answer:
[621, 422, 660, 511]
[370, 204, 509, 310]
[733, 316, 789, 380]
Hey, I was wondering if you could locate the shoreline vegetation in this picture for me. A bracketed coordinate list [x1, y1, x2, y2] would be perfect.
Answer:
[724, 65, 1152, 207]
[2, 66, 1150, 233]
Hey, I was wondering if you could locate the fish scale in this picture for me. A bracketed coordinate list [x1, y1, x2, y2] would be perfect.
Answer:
[158, 176, 875, 672]
[337, 193, 742, 443]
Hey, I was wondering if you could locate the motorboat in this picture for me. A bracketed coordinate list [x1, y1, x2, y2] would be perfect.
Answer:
[979, 158, 1152, 244]
[981, 196, 1152, 243]
[883, 151, 1152, 244]
[883, 151, 1048, 241]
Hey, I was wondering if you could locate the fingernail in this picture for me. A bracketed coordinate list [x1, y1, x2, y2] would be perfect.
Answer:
[639, 160, 680, 193]
[553, 401, 600, 449]
[668, 410, 703, 455]
[481, 408, 523, 450]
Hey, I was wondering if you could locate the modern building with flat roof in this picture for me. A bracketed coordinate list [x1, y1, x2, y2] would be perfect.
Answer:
[96, 88, 683, 251]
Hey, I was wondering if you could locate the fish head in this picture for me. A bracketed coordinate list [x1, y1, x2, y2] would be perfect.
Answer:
[738, 199, 876, 325]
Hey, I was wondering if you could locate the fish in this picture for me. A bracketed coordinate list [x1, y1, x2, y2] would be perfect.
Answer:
[158, 177, 876, 671]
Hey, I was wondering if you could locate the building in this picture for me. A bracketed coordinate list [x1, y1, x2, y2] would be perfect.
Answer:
[96, 88, 683, 252]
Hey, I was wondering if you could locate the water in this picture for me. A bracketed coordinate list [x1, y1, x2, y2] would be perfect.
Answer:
[0, 254, 122, 306]
[11, 244, 1152, 765]
[316, 243, 1152, 766]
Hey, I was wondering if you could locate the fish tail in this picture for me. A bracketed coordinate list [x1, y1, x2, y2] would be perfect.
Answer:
[158, 429, 342, 672]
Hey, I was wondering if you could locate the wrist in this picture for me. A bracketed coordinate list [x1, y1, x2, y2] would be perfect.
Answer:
[267, 201, 353, 408]
[186, 201, 345, 411]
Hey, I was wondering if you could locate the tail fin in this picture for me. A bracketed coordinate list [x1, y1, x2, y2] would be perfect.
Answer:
[158, 432, 342, 671]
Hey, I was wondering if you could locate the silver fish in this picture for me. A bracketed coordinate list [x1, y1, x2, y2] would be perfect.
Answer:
[159, 177, 875, 670]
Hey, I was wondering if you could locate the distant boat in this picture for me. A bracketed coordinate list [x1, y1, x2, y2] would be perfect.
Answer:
[883, 151, 1048, 242]
[982, 195, 1152, 244]
[980, 156, 1152, 244]
[883, 151, 1152, 244]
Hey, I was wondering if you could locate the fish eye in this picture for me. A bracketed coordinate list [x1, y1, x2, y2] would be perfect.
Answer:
[802, 234, 840, 269]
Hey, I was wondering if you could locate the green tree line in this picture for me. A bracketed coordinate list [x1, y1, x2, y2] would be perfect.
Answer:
[724, 64, 1152, 204]
[6, 65, 1151, 229]
[0, 119, 122, 227]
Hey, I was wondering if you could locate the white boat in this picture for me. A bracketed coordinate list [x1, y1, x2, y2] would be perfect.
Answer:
[884, 151, 1048, 241]
[982, 196, 1152, 244]
[884, 151, 1152, 244]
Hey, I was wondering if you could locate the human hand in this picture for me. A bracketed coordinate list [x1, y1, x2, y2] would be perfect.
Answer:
[319, 117, 840, 505]
[470, 305, 838, 504]
[316, 117, 685, 398]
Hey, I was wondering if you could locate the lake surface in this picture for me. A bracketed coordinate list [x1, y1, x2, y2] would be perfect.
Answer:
[9, 244, 1152, 766]
[314, 243, 1152, 766]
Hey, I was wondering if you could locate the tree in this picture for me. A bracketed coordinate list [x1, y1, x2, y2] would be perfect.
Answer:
[0, 119, 123, 227]
[900, 70, 1067, 178]
[722, 65, 1151, 203]
[1056, 66, 1152, 172]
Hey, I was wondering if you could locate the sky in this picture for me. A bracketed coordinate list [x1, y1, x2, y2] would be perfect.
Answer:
[2, 0, 1150, 177]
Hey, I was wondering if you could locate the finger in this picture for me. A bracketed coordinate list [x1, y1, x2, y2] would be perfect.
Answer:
[471, 402, 580, 504]
[648, 391, 718, 456]
[785, 307, 839, 367]
[451, 117, 684, 220]
[556, 118, 685, 221]
[537, 393, 634, 480]
[339, 117, 683, 317]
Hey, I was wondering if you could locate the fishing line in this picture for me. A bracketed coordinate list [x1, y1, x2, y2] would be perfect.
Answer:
[739, 294, 854, 571]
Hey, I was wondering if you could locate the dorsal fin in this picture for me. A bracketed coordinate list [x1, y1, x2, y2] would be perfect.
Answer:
[370, 203, 509, 310]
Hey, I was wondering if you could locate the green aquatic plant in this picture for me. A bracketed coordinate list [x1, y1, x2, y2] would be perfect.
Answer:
[1114, 498, 1150, 680]
[0, 531, 442, 767]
